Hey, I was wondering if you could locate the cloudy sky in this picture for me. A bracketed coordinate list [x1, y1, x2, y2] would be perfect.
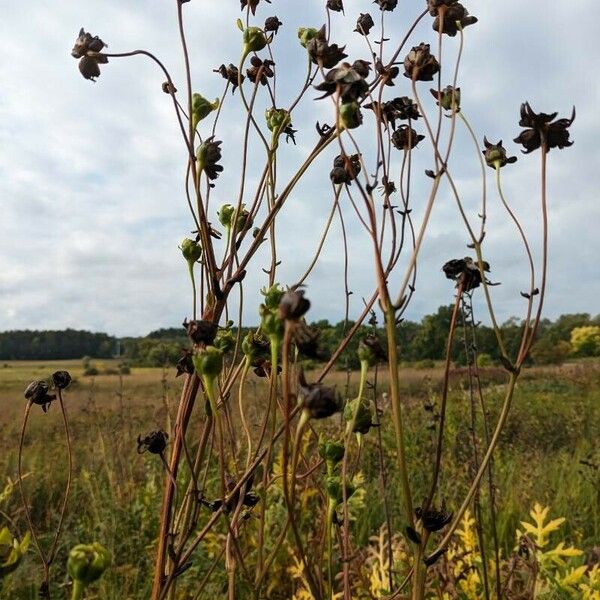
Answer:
[1, 0, 598, 336]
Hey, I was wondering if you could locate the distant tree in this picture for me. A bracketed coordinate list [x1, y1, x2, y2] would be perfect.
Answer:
[570, 326, 600, 357]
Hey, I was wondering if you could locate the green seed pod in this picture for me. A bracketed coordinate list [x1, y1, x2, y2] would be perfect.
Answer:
[214, 329, 235, 354]
[218, 204, 236, 229]
[318, 435, 345, 467]
[243, 26, 268, 54]
[325, 475, 355, 505]
[260, 283, 285, 311]
[0, 527, 30, 579]
[344, 397, 374, 434]
[242, 331, 270, 361]
[265, 107, 291, 133]
[260, 309, 284, 342]
[67, 542, 111, 586]
[298, 27, 319, 48]
[193, 346, 224, 379]
[338, 101, 363, 130]
[191, 93, 220, 131]
[181, 238, 202, 265]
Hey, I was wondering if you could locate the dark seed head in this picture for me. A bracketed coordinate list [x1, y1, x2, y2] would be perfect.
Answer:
[52, 371, 72, 390]
[137, 430, 169, 455]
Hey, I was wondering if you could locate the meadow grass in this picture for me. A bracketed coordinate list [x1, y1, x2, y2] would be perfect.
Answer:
[1, 360, 598, 598]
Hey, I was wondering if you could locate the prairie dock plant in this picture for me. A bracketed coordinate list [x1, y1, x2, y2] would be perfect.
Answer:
[57, 1, 577, 598]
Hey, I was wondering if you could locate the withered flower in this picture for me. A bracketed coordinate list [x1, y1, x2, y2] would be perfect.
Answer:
[214, 63, 244, 93]
[252, 359, 281, 378]
[279, 288, 311, 321]
[430, 85, 461, 112]
[355, 13, 375, 35]
[175, 350, 195, 377]
[392, 125, 425, 150]
[375, 60, 400, 86]
[300, 376, 342, 420]
[196, 137, 223, 180]
[380, 175, 396, 196]
[264, 16, 283, 34]
[327, 0, 344, 12]
[432, 3, 477, 36]
[403, 43, 440, 82]
[415, 505, 452, 532]
[427, 0, 458, 15]
[358, 334, 387, 366]
[442, 257, 490, 292]
[246, 56, 275, 86]
[365, 97, 420, 130]
[514, 102, 575, 154]
[330, 153, 361, 184]
[71, 28, 108, 82]
[240, 0, 270, 15]
[314, 61, 370, 102]
[52, 371, 72, 390]
[137, 430, 168, 455]
[183, 318, 218, 345]
[24, 380, 56, 412]
[374, 0, 398, 10]
[162, 81, 177, 94]
[306, 25, 347, 69]
[482, 137, 517, 168]
[293, 323, 329, 360]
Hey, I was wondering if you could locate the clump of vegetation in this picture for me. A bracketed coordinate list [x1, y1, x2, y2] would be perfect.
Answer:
[3, 1, 585, 598]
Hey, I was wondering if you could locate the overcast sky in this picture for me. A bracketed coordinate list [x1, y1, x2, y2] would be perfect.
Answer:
[1, 1, 598, 336]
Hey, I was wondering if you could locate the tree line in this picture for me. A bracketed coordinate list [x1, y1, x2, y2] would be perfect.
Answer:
[1, 310, 599, 367]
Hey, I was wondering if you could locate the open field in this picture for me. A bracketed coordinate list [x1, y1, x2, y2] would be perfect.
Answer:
[1, 360, 599, 598]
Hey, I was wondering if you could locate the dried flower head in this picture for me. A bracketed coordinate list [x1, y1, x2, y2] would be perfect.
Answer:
[358, 334, 387, 366]
[137, 430, 169, 455]
[514, 102, 575, 154]
[392, 125, 425, 150]
[314, 61, 370, 102]
[327, 0, 344, 12]
[374, 0, 398, 11]
[52, 371, 72, 390]
[299, 372, 342, 419]
[365, 97, 420, 130]
[175, 350, 195, 378]
[306, 25, 347, 68]
[264, 16, 282, 34]
[24, 380, 56, 412]
[71, 28, 108, 81]
[355, 13, 375, 35]
[482, 137, 517, 168]
[432, 3, 477, 36]
[196, 137, 223, 180]
[214, 63, 244, 94]
[374, 60, 400, 86]
[246, 56, 275, 86]
[293, 323, 328, 360]
[415, 504, 452, 532]
[404, 43, 440, 81]
[279, 287, 311, 321]
[183, 318, 218, 345]
[240, 0, 270, 16]
[442, 257, 490, 292]
[330, 153, 361, 185]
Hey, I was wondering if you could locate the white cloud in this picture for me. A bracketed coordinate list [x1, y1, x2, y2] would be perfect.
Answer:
[0, 0, 597, 336]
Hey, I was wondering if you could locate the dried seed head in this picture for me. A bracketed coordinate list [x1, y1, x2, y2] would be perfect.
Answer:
[330, 153, 361, 184]
[514, 102, 575, 154]
[415, 505, 453, 532]
[374, 0, 398, 11]
[299, 373, 342, 419]
[432, 3, 477, 36]
[137, 430, 169, 455]
[24, 380, 56, 412]
[403, 43, 440, 81]
[246, 56, 275, 86]
[355, 13, 375, 35]
[71, 28, 106, 58]
[214, 63, 244, 94]
[391, 125, 425, 150]
[442, 257, 490, 291]
[279, 288, 311, 321]
[306, 25, 347, 69]
[196, 137, 223, 180]
[183, 319, 218, 345]
[264, 16, 283, 34]
[52, 371, 72, 390]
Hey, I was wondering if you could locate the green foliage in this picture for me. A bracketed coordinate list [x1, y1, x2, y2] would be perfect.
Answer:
[570, 326, 600, 357]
